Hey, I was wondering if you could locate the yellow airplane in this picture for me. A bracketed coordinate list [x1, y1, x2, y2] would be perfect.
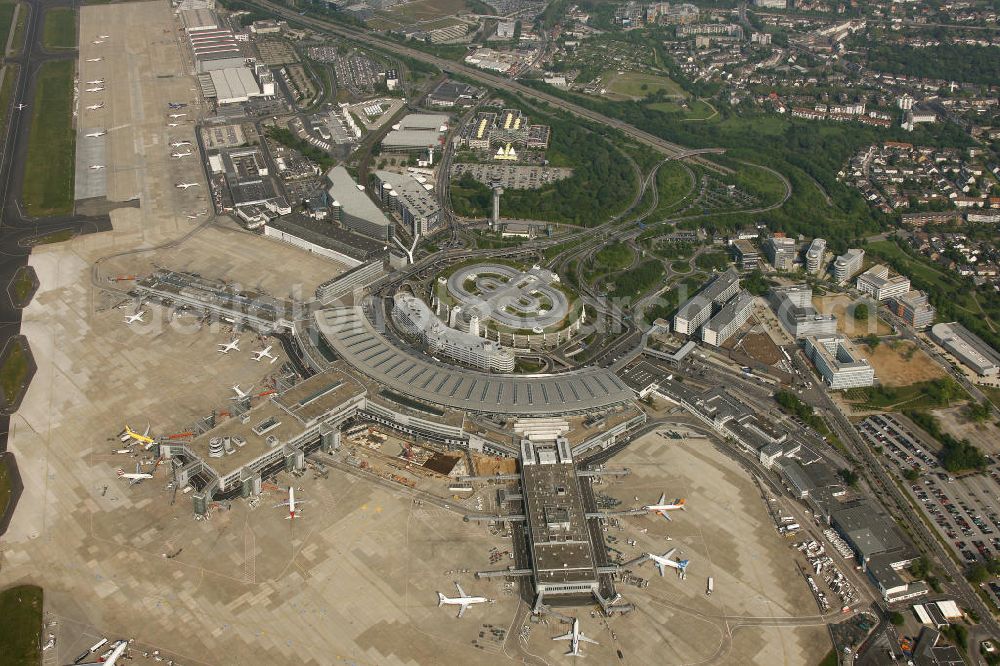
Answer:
[121, 424, 155, 447]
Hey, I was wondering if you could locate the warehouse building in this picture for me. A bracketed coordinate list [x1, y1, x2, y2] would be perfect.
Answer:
[889, 290, 936, 329]
[372, 170, 441, 235]
[763, 235, 798, 271]
[382, 114, 449, 154]
[856, 264, 911, 302]
[833, 248, 864, 283]
[769, 285, 838, 339]
[702, 290, 753, 347]
[930, 322, 1000, 377]
[326, 166, 394, 242]
[803, 335, 875, 389]
[201, 65, 274, 104]
[673, 268, 741, 335]
[188, 27, 246, 73]
[180, 8, 219, 32]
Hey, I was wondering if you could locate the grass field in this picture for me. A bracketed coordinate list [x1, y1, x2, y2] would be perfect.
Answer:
[0, 1, 17, 53]
[0, 337, 28, 405]
[866, 240, 956, 289]
[647, 98, 716, 119]
[0, 63, 17, 143]
[594, 242, 634, 271]
[41, 6, 75, 49]
[814, 295, 892, 337]
[10, 266, 35, 305]
[388, 0, 472, 22]
[0, 584, 43, 665]
[22, 59, 75, 216]
[602, 70, 685, 102]
[845, 378, 965, 412]
[982, 386, 1000, 411]
[0, 455, 10, 519]
[860, 340, 946, 387]
[8, 0, 24, 55]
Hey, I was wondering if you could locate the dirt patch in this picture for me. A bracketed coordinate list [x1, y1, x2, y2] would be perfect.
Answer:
[471, 453, 517, 476]
[814, 295, 892, 337]
[861, 340, 945, 387]
[733, 331, 783, 366]
[930, 405, 1000, 456]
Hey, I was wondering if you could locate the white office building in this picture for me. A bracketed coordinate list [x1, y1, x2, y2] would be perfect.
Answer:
[856, 264, 910, 302]
[769, 285, 838, 339]
[804, 335, 875, 389]
[834, 248, 865, 283]
[806, 238, 826, 274]
[763, 236, 798, 271]
[702, 291, 754, 347]
[673, 268, 741, 335]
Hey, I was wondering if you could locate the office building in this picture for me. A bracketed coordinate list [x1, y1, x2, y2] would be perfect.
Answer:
[763, 236, 798, 271]
[769, 285, 838, 339]
[856, 265, 910, 301]
[729, 239, 759, 271]
[673, 268, 741, 335]
[833, 248, 864, 283]
[930, 322, 1000, 377]
[326, 166, 394, 242]
[889, 291, 936, 329]
[804, 335, 875, 389]
[702, 291, 754, 347]
[805, 238, 826, 274]
[372, 170, 441, 235]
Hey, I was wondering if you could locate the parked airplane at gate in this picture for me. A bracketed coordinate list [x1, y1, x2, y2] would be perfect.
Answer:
[274, 487, 305, 519]
[120, 424, 155, 448]
[231, 384, 252, 400]
[117, 463, 153, 485]
[252, 346, 277, 363]
[643, 494, 687, 521]
[644, 548, 690, 578]
[437, 582, 488, 618]
[218, 339, 240, 354]
[552, 618, 598, 657]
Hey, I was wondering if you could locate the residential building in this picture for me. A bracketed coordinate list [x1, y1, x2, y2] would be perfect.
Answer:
[833, 248, 864, 283]
[805, 238, 826, 274]
[673, 268, 741, 335]
[889, 290, 936, 329]
[856, 265, 911, 301]
[702, 291, 754, 347]
[804, 335, 875, 389]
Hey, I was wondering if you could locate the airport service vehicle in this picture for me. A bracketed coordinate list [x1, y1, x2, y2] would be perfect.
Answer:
[552, 618, 598, 657]
[643, 493, 687, 521]
[437, 582, 488, 618]
[707, 577, 714, 595]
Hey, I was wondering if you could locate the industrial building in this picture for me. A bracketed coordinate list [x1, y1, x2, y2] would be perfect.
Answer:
[803, 335, 875, 389]
[930, 322, 1000, 377]
[264, 216, 388, 267]
[314, 260, 386, 302]
[326, 166, 394, 241]
[426, 80, 485, 108]
[833, 248, 864, 283]
[382, 114, 449, 154]
[830, 499, 927, 603]
[185, 18, 246, 73]
[371, 170, 441, 235]
[769, 285, 838, 339]
[393, 293, 516, 373]
[856, 264, 911, 302]
[701, 290, 753, 347]
[199, 64, 275, 105]
[888, 290, 936, 329]
[762, 235, 798, 271]
[729, 239, 760, 271]
[805, 238, 826, 274]
[673, 268, 741, 335]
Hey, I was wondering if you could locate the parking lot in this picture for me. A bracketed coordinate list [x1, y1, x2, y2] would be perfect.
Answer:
[859, 414, 1000, 601]
[451, 163, 573, 190]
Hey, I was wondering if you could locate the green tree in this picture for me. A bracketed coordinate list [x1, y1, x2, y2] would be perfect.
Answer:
[889, 611, 904, 626]
[838, 468, 859, 487]
[854, 303, 869, 321]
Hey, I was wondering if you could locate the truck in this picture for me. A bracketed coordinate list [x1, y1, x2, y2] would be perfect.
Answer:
[706, 577, 714, 596]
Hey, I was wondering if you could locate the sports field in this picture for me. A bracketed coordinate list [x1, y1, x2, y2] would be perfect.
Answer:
[42, 6, 75, 50]
[602, 70, 685, 101]
[22, 59, 76, 216]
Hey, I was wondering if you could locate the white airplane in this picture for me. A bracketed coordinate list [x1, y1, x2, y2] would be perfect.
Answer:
[252, 346, 277, 363]
[166, 122, 181, 127]
[644, 494, 687, 521]
[100, 640, 128, 666]
[117, 463, 153, 485]
[89, 164, 106, 170]
[14, 103, 26, 110]
[91, 39, 105, 44]
[85, 130, 107, 137]
[274, 486, 306, 519]
[231, 384, 252, 399]
[175, 182, 199, 189]
[645, 548, 690, 578]
[553, 618, 598, 657]
[85, 57, 103, 62]
[86, 103, 104, 110]
[437, 582, 488, 618]
[98, 34, 110, 39]
[168, 113, 187, 118]
[86, 79, 104, 85]
[218, 339, 241, 354]
[171, 151, 192, 158]
[86, 87, 105, 93]
[170, 140, 192, 148]
[123, 311, 145, 324]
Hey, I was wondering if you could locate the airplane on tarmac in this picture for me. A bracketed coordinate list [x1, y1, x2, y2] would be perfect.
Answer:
[274, 486, 306, 519]
[169, 140, 191, 148]
[14, 103, 26, 110]
[171, 151, 192, 159]
[168, 113, 187, 118]
[252, 346, 277, 363]
[552, 618, 598, 657]
[85, 57, 103, 62]
[86, 87, 105, 93]
[117, 463, 153, 485]
[437, 582, 488, 618]
[218, 339, 241, 354]
[643, 494, 687, 521]
[644, 548, 690, 578]
[98, 34, 110, 39]
[175, 182, 199, 189]
[89, 164, 106, 171]
[86, 103, 104, 110]
[85, 130, 107, 137]
[86, 79, 104, 85]
[231, 384, 252, 400]
[123, 311, 144, 323]
[120, 424, 155, 448]
[91, 39, 105, 44]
